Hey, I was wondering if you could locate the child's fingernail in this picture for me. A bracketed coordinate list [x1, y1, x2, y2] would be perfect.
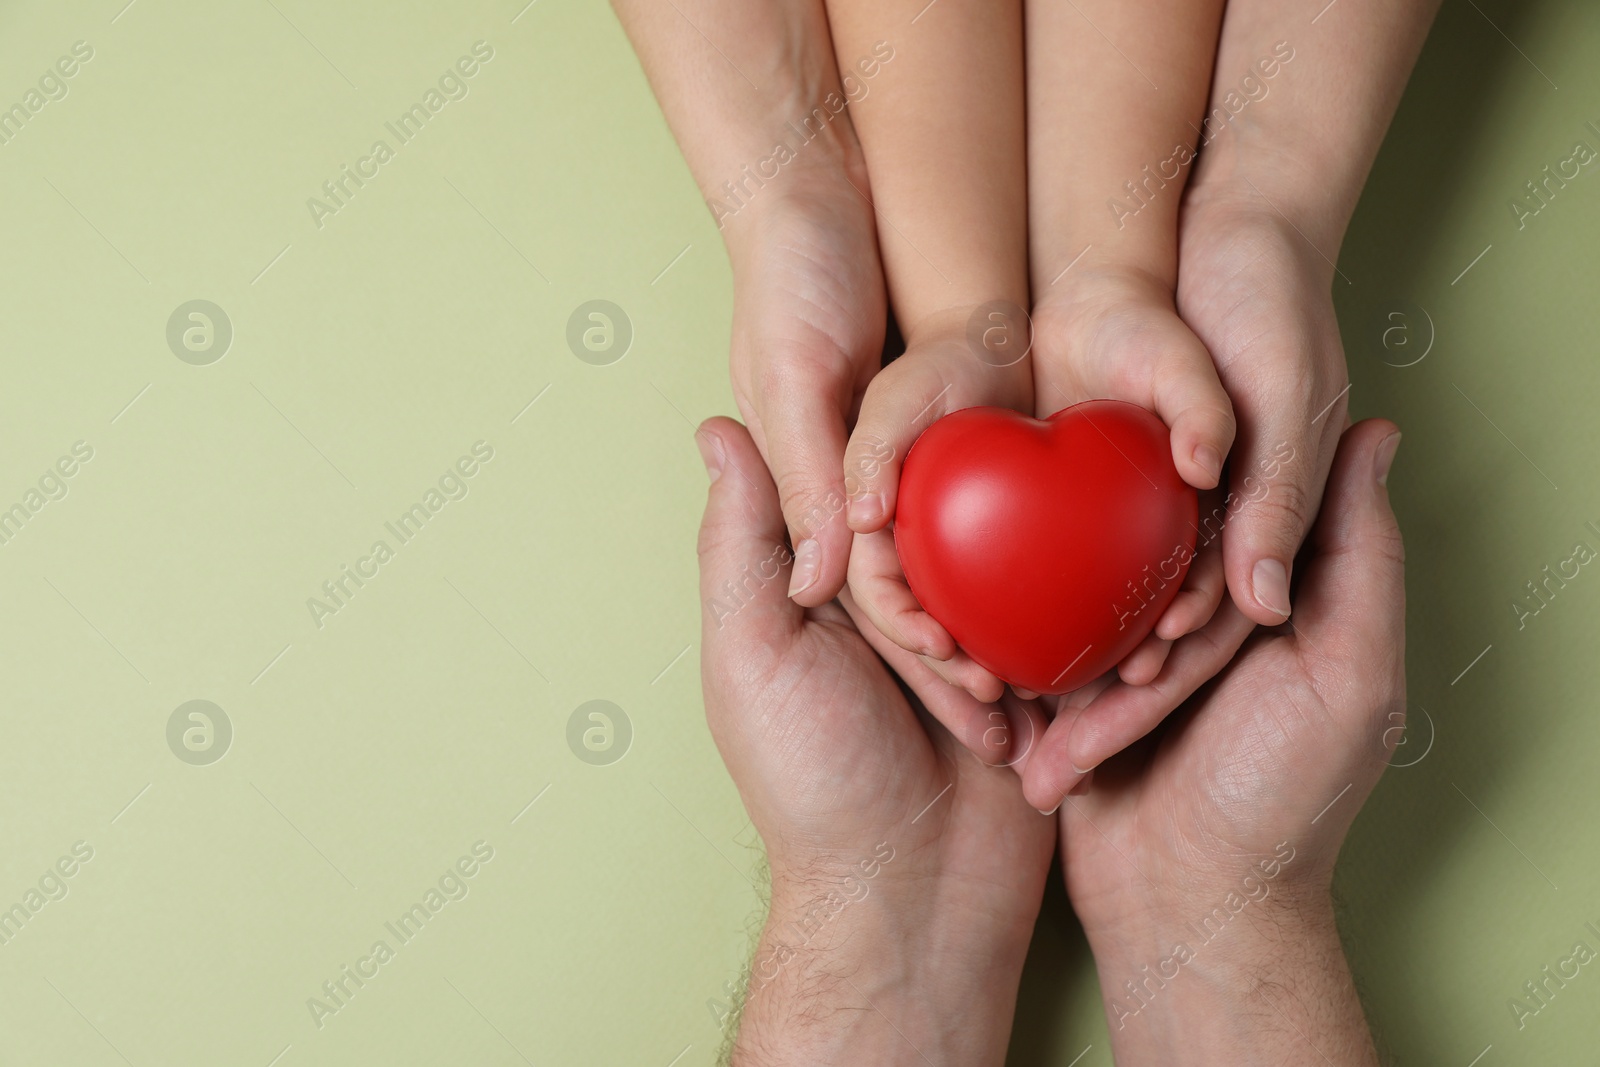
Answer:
[787, 538, 821, 597]
[1192, 444, 1223, 485]
[847, 492, 884, 528]
[1251, 558, 1292, 619]
[1037, 803, 1061, 817]
[1375, 431, 1401, 487]
[695, 430, 724, 483]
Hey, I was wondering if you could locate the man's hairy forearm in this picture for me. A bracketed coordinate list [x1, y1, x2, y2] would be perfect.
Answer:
[1085, 884, 1378, 1066]
[727, 875, 1034, 1067]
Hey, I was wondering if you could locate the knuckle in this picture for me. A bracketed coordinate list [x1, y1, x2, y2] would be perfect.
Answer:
[1366, 520, 1407, 568]
[843, 433, 897, 494]
[775, 469, 845, 540]
[1238, 476, 1313, 545]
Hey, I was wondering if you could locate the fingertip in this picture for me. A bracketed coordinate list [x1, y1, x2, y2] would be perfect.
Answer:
[1183, 440, 1224, 490]
[917, 629, 958, 661]
[1116, 636, 1171, 686]
[1161, 381, 1234, 491]
[898, 609, 956, 660]
[1023, 755, 1083, 814]
[694, 424, 726, 483]
[1249, 557, 1293, 621]
[1153, 600, 1193, 641]
[785, 537, 823, 601]
[1375, 428, 1402, 488]
[845, 491, 887, 533]
[967, 673, 1007, 705]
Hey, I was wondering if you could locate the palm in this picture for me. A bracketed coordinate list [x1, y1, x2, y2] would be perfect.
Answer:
[705, 594, 1054, 895]
[1062, 629, 1353, 921]
[709, 603, 936, 844]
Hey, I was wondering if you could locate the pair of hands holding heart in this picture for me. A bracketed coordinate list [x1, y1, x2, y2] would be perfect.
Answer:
[695, 410, 1406, 1061]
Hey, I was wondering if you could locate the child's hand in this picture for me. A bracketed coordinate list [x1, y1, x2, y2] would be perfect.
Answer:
[842, 306, 1034, 704]
[1031, 267, 1237, 681]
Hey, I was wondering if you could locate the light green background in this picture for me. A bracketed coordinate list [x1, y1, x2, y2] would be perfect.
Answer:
[0, 0, 1594, 1063]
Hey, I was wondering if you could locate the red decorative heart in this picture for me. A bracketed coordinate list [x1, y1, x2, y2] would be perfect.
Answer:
[895, 400, 1198, 694]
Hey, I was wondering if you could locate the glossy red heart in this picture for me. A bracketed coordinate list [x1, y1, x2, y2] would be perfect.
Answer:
[894, 400, 1198, 694]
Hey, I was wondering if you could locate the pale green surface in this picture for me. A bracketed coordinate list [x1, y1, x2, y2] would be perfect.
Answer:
[0, 1, 1595, 1064]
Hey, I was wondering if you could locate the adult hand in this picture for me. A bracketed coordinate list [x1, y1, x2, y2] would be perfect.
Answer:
[612, 0, 889, 608]
[695, 416, 1055, 1066]
[1057, 419, 1404, 1063]
[724, 163, 887, 608]
[1170, 0, 1437, 626]
[1175, 193, 1350, 627]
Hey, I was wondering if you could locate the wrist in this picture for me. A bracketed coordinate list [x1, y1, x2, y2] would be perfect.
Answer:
[732, 855, 1036, 1066]
[1184, 142, 1353, 258]
[1075, 866, 1375, 1065]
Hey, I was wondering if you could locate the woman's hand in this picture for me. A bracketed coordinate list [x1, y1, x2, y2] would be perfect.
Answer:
[723, 159, 889, 609]
[612, 0, 890, 608]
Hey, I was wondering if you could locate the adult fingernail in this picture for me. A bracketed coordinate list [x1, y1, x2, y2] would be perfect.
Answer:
[848, 492, 884, 528]
[1252, 558, 1292, 618]
[788, 538, 820, 597]
[695, 430, 723, 483]
[1192, 443, 1223, 486]
[1037, 803, 1061, 817]
[1375, 431, 1401, 487]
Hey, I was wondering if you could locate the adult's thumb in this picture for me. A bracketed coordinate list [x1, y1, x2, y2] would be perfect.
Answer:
[696, 417, 803, 651]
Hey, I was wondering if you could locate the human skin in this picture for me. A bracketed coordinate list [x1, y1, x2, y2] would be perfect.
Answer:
[696, 415, 1403, 1064]
[1025, 0, 1237, 689]
[1174, 0, 1441, 632]
[1021, 0, 1440, 805]
[1056, 419, 1404, 1062]
[824, 0, 1034, 702]
[694, 416, 1055, 1066]
[611, 0, 886, 615]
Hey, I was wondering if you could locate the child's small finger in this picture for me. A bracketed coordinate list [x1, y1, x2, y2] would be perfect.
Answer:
[922, 648, 1006, 704]
[1115, 632, 1172, 686]
[1154, 535, 1226, 640]
[847, 529, 957, 659]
